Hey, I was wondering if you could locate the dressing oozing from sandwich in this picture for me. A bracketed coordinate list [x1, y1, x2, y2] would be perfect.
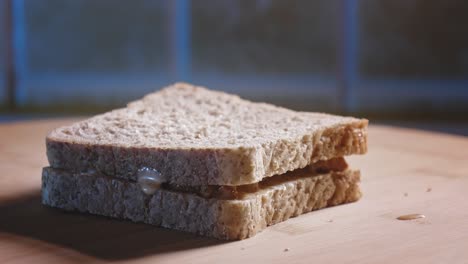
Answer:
[42, 83, 368, 240]
[136, 157, 349, 200]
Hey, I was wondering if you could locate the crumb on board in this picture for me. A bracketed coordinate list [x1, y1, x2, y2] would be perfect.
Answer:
[284, 248, 290, 252]
[241, 247, 245, 250]
[327, 219, 333, 223]
[426, 187, 432, 192]
[404, 192, 408, 197]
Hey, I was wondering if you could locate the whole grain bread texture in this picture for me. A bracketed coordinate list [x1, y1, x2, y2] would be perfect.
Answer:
[46, 83, 368, 186]
[42, 167, 361, 240]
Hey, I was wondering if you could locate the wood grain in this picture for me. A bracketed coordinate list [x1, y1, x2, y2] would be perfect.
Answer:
[0, 119, 467, 264]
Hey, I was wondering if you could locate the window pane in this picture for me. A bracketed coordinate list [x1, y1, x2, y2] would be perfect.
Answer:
[192, 0, 339, 75]
[19, 0, 170, 105]
[360, 0, 468, 79]
[25, 0, 168, 74]
[0, 1, 6, 104]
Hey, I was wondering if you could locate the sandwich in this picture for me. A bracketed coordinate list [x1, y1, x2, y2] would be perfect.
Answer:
[42, 83, 368, 240]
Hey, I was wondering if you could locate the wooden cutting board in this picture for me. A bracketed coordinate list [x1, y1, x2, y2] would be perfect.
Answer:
[1, 119, 467, 264]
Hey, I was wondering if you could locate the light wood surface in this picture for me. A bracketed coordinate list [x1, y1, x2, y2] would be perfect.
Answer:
[1, 119, 467, 264]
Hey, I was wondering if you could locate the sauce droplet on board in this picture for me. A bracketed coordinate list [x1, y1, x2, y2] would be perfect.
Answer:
[396, 214, 425, 221]
[137, 167, 164, 195]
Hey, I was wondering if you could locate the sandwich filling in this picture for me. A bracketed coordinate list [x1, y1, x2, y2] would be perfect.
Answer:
[49, 157, 351, 201]
[138, 157, 349, 200]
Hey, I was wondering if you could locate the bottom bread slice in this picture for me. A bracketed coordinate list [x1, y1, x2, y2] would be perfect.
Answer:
[42, 167, 361, 240]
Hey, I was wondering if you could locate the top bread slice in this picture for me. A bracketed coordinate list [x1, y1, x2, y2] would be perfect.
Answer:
[46, 83, 368, 186]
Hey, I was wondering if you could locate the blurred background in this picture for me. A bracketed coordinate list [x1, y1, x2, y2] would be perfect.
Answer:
[0, 0, 467, 135]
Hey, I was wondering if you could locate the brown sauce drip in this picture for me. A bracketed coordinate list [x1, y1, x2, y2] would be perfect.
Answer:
[396, 214, 425, 220]
[163, 157, 348, 199]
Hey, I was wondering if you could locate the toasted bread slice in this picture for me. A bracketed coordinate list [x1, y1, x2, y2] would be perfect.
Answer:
[46, 83, 367, 186]
[42, 166, 361, 240]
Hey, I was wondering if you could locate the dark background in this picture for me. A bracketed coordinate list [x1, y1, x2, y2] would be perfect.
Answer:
[1, 0, 467, 134]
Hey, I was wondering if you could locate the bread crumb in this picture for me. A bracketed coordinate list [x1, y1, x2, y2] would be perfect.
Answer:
[284, 248, 290, 252]
[241, 247, 245, 250]
[426, 187, 432, 192]
[404, 192, 408, 197]
[327, 219, 333, 223]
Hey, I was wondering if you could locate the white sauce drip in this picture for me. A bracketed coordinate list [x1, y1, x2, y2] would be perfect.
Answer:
[137, 167, 164, 195]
